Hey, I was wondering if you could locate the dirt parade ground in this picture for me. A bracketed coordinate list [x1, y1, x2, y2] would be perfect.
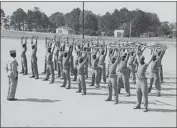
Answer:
[1, 38, 176, 127]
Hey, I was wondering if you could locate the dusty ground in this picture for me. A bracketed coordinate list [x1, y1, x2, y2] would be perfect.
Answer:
[1, 38, 176, 127]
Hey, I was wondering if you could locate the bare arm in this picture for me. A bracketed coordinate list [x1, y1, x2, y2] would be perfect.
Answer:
[125, 52, 130, 63]
[51, 45, 56, 54]
[31, 37, 34, 45]
[104, 46, 107, 56]
[21, 37, 24, 45]
[35, 37, 38, 50]
[25, 37, 28, 44]
[147, 48, 154, 66]
[80, 55, 89, 67]
[136, 46, 141, 64]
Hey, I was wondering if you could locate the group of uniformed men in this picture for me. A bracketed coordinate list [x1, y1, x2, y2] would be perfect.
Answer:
[6, 35, 167, 112]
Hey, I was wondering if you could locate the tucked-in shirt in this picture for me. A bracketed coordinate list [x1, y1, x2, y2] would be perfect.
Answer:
[6, 57, 18, 77]
[151, 59, 160, 73]
[137, 64, 148, 79]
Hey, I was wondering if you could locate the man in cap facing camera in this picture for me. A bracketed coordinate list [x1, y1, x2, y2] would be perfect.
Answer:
[6, 50, 19, 101]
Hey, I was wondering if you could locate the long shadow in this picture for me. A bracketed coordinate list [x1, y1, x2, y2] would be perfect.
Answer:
[70, 86, 103, 90]
[119, 101, 157, 105]
[148, 93, 177, 97]
[163, 81, 176, 84]
[154, 100, 176, 107]
[17, 98, 60, 103]
[148, 108, 177, 113]
[164, 77, 177, 80]
[86, 92, 108, 96]
[161, 93, 177, 97]
[161, 87, 177, 91]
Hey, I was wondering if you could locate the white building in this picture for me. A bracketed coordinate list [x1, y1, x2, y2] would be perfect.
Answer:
[56, 26, 74, 35]
[114, 30, 124, 38]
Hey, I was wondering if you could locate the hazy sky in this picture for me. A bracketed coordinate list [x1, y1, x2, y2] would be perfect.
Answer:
[1, 1, 176, 22]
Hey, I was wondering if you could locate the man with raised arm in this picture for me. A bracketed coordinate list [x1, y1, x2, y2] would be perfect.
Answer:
[157, 46, 167, 83]
[90, 48, 101, 88]
[82, 47, 89, 78]
[30, 36, 39, 79]
[41, 37, 49, 74]
[107, 48, 114, 77]
[98, 46, 107, 83]
[73, 45, 82, 81]
[105, 48, 121, 104]
[133, 45, 146, 73]
[127, 50, 136, 84]
[134, 45, 153, 112]
[20, 37, 28, 75]
[148, 46, 166, 96]
[43, 41, 56, 84]
[57, 44, 65, 78]
[117, 49, 130, 97]
[61, 46, 72, 89]
[53, 37, 59, 72]
[76, 53, 89, 95]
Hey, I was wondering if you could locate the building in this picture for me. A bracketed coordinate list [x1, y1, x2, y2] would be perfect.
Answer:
[56, 26, 74, 35]
[114, 30, 124, 38]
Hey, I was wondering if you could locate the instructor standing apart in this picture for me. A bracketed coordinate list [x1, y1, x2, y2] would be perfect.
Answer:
[6, 50, 19, 101]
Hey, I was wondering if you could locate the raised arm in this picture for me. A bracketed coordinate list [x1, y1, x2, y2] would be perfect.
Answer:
[159, 47, 167, 60]
[25, 37, 28, 44]
[31, 37, 34, 45]
[21, 37, 24, 45]
[80, 54, 89, 67]
[51, 43, 56, 54]
[147, 48, 154, 66]
[35, 37, 38, 50]
[125, 51, 130, 63]
[104, 46, 107, 56]
[45, 37, 48, 49]
[136, 45, 141, 64]
[115, 48, 121, 65]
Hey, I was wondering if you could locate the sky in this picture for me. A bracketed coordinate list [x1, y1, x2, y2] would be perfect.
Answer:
[1, 1, 176, 23]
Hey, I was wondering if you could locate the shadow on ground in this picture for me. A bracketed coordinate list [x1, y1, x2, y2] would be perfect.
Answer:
[148, 108, 177, 113]
[17, 98, 60, 103]
[86, 92, 108, 96]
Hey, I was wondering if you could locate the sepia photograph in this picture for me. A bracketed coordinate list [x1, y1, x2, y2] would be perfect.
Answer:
[1, 1, 176, 127]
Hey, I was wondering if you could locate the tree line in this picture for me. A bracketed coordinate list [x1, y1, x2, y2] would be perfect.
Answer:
[1, 7, 176, 37]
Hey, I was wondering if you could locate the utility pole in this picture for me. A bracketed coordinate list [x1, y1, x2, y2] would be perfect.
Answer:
[82, 1, 84, 39]
[129, 21, 131, 42]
